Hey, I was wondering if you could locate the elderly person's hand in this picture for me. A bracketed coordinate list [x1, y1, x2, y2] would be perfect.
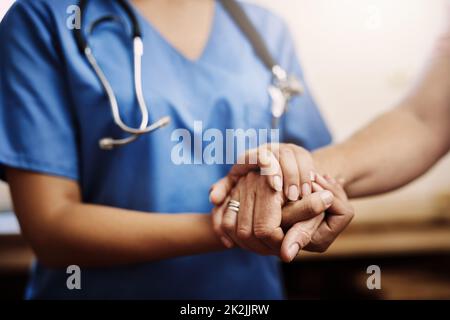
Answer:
[212, 171, 285, 256]
[212, 171, 333, 260]
[210, 144, 354, 261]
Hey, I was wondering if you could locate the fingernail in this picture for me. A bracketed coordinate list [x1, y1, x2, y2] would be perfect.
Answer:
[287, 185, 299, 201]
[312, 181, 323, 191]
[287, 243, 300, 261]
[273, 175, 283, 192]
[319, 190, 334, 207]
[301, 183, 311, 196]
[324, 174, 336, 184]
[310, 171, 316, 182]
[221, 236, 234, 248]
[315, 173, 325, 182]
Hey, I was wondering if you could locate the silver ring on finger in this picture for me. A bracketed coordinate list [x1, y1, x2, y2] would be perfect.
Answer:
[227, 200, 240, 214]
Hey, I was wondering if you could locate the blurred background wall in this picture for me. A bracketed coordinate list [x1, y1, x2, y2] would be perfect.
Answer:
[250, 0, 450, 226]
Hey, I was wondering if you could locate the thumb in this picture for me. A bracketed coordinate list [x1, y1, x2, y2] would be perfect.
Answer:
[280, 213, 325, 263]
[281, 190, 333, 228]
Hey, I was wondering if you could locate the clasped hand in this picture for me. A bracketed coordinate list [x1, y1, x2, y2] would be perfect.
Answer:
[209, 144, 354, 262]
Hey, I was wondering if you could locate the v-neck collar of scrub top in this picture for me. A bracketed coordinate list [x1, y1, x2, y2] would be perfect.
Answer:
[126, 0, 219, 65]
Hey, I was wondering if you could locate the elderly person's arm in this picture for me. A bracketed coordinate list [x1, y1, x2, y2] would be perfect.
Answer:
[210, 17, 450, 259]
[314, 26, 450, 197]
[211, 19, 450, 201]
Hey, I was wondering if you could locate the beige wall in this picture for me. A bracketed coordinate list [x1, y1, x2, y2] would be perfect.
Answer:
[1, 1, 449, 222]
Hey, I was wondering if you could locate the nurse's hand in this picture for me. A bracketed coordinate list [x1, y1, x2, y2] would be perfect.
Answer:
[281, 174, 354, 261]
[209, 144, 317, 205]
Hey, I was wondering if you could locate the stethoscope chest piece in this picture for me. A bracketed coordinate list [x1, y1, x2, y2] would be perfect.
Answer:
[269, 65, 304, 128]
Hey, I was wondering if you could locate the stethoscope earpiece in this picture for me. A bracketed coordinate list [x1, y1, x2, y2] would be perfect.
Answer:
[99, 138, 115, 150]
[98, 116, 172, 150]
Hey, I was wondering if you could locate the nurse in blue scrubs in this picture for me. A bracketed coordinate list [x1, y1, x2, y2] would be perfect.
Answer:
[0, 0, 331, 299]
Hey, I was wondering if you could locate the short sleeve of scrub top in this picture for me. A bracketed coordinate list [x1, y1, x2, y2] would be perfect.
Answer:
[0, 1, 79, 181]
[0, 0, 332, 299]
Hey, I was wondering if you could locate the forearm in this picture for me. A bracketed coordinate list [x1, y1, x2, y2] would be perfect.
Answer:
[313, 107, 447, 197]
[313, 31, 450, 198]
[6, 168, 224, 268]
[25, 204, 223, 267]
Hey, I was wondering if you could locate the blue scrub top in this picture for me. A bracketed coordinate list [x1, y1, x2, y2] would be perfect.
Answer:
[0, 0, 331, 299]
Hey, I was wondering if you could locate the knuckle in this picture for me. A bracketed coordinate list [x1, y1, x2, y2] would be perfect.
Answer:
[236, 176, 246, 188]
[247, 171, 258, 181]
[236, 227, 252, 241]
[279, 147, 293, 158]
[343, 203, 355, 219]
[223, 224, 235, 235]
[346, 208, 355, 223]
[286, 143, 296, 149]
[212, 222, 222, 235]
[348, 207, 355, 218]
[311, 200, 325, 215]
[303, 200, 319, 217]
[253, 225, 273, 240]
[300, 229, 313, 242]
[230, 188, 240, 199]
[294, 146, 306, 155]
[222, 219, 236, 234]
[297, 149, 312, 162]
[296, 229, 312, 248]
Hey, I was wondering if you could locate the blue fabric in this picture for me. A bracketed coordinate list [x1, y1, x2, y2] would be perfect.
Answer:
[0, 0, 332, 299]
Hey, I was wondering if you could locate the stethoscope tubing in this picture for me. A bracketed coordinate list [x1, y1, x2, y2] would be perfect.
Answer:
[82, 14, 170, 149]
[75, 0, 301, 150]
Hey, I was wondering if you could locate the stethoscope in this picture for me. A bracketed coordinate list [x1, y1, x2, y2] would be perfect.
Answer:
[74, 0, 304, 150]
